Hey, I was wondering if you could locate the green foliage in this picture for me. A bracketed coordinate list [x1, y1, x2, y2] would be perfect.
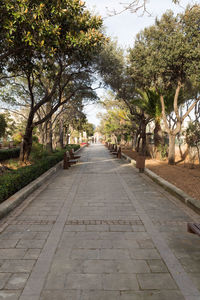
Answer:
[65, 144, 80, 152]
[0, 114, 7, 138]
[0, 144, 80, 203]
[129, 6, 200, 91]
[157, 144, 168, 160]
[0, 0, 106, 68]
[0, 147, 20, 161]
[82, 122, 95, 137]
[185, 122, 200, 147]
[30, 142, 49, 162]
[12, 132, 23, 144]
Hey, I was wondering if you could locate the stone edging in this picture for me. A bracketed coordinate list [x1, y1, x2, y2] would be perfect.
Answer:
[0, 146, 85, 219]
[121, 152, 200, 214]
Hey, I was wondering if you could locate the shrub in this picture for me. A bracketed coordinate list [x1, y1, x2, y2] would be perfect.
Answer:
[0, 148, 20, 161]
[30, 142, 49, 162]
[0, 144, 80, 204]
[0, 150, 65, 204]
[67, 144, 80, 151]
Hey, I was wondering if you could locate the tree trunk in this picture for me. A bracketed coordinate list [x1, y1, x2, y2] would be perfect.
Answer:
[19, 113, 34, 162]
[140, 118, 146, 156]
[45, 102, 53, 152]
[58, 117, 64, 149]
[66, 126, 69, 145]
[38, 123, 45, 145]
[196, 145, 200, 165]
[46, 119, 53, 152]
[154, 119, 163, 147]
[168, 134, 176, 165]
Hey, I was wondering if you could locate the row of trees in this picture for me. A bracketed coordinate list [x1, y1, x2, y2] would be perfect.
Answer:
[0, 0, 107, 161]
[98, 4, 200, 164]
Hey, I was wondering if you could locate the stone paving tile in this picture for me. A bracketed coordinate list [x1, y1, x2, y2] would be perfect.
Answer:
[72, 239, 113, 249]
[4, 225, 29, 232]
[129, 248, 161, 259]
[132, 225, 146, 232]
[125, 232, 149, 240]
[147, 259, 168, 273]
[188, 273, 200, 292]
[27, 225, 53, 232]
[137, 273, 178, 290]
[0, 290, 21, 300]
[44, 273, 66, 290]
[116, 259, 150, 273]
[64, 225, 86, 232]
[119, 290, 185, 300]
[73, 232, 100, 240]
[112, 239, 140, 249]
[40, 290, 81, 300]
[86, 225, 109, 232]
[16, 239, 45, 249]
[0, 232, 36, 240]
[0, 240, 18, 249]
[65, 274, 102, 290]
[137, 239, 155, 249]
[34, 232, 49, 240]
[0, 273, 11, 289]
[81, 290, 120, 300]
[83, 259, 117, 274]
[5, 273, 29, 290]
[0, 249, 26, 259]
[103, 274, 139, 290]
[23, 249, 41, 260]
[70, 248, 99, 260]
[0, 260, 35, 273]
[109, 225, 133, 232]
[100, 249, 130, 260]
[49, 259, 83, 275]
[100, 232, 127, 240]
[179, 257, 200, 273]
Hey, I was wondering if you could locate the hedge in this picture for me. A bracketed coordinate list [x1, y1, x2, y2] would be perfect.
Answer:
[0, 148, 20, 161]
[0, 144, 80, 204]
[0, 144, 80, 162]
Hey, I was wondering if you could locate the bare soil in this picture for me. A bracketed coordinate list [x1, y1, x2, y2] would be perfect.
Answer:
[122, 149, 200, 202]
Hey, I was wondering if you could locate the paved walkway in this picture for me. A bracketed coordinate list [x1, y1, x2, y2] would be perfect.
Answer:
[0, 144, 200, 300]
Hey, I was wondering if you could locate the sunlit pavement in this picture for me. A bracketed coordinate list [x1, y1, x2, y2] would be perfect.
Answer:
[0, 144, 200, 300]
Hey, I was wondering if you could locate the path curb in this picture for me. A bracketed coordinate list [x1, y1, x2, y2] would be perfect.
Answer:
[0, 146, 84, 219]
[121, 152, 200, 214]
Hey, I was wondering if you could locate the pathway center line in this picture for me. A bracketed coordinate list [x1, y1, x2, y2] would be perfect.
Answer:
[114, 160, 200, 300]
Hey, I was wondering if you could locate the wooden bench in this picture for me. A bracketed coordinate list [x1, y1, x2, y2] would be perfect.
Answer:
[109, 144, 115, 152]
[187, 223, 200, 237]
[63, 151, 78, 169]
[111, 146, 121, 159]
[69, 149, 81, 160]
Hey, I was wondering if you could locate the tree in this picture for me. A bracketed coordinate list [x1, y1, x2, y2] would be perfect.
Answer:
[129, 6, 200, 164]
[98, 94, 133, 144]
[0, 0, 107, 161]
[0, 114, 7, 139]
[107, 0, 180, 16]
[82, 122, 95, 137]
[185, 122, 200, 165]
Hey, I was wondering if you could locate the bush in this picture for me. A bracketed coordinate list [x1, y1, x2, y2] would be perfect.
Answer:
[0, 150, 65, 204]
[30, 142, 49, 162]
[67, 144, 80, 151]
[0, 148, 20, 161]
[0, 144, 80, 204]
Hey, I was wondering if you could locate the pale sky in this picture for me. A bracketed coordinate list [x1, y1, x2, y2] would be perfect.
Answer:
[83, 0, 194, 126]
